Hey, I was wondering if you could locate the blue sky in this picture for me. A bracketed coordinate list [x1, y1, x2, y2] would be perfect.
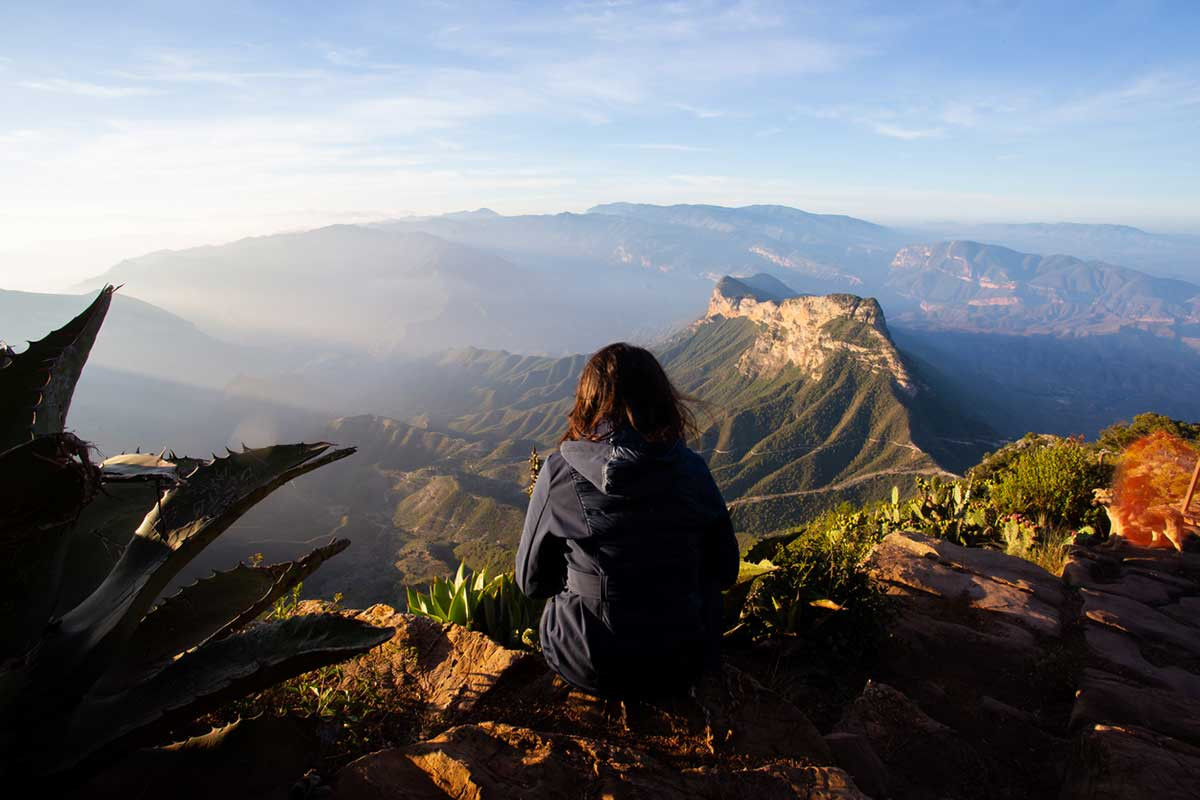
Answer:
[1, 0, 1198, 289]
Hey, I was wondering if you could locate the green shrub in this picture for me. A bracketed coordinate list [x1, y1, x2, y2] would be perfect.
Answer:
[729, 513, 887, 660]
[1097, 412, 1200, 452]
[985, 437, 1109, 530]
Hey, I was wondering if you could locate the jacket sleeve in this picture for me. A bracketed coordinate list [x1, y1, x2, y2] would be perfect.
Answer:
[702, 468, 740, 589]
[515, 454, 570, 599]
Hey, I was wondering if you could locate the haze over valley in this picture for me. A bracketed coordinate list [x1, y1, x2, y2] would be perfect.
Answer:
[6, 200, 1199, 602]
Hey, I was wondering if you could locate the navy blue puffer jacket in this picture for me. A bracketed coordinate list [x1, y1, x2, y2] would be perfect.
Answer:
[515, 424, 739, 697]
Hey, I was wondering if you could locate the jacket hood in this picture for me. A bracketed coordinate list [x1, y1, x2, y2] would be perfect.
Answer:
[558, 424, 682, 497]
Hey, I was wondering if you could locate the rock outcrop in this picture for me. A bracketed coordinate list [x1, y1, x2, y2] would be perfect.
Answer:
[865, 531, 1200, 799]
[336, 722, 864, 800]
[88, 533, 1198, 798]
[328, 610, 860, 799]
[704, 279, 916, 393]
[322, 534, 1200, 799]
[1060, 543, 1200, 799]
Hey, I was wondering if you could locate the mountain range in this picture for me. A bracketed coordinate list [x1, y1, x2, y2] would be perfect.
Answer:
[80, 204, 1200, 351]
[66, 203, 1200, 444]
[921, 222, 1200, 282]
[887, 240, 1200, 335]
[182, 275, 991, 603]
[15, 202, 1200, 603]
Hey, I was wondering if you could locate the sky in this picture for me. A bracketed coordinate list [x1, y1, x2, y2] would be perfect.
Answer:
[1, 0, 1198, 290]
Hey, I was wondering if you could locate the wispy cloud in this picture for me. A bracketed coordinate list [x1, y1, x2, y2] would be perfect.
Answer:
[625, 143, 713, 152]
[1054, 72, 1200, 121]
[19, 78, 159, 98]
[799, 104, 945, 140]
[1, 0, 1197, 290]
[673, 102, 728, 119]
[320, 45, 371, 67]
[870, 121, 944, 140]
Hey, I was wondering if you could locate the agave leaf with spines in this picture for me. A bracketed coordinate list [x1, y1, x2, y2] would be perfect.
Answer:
[0, 286, 113, 452]
[51, 613, 392, 772]
[34, 442, 356, 697]
[215, 536, 352, 638]
[0, 291, 389, 780]
[0, 433, 100, 661]
[54, 479, 168, 615]
[92, 562, 280, 694]
[109, 536, 353, 678]
[92, 539, 358, 695]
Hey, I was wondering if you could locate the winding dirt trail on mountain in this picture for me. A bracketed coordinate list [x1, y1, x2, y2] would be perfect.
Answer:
[727, 466, 957, 507]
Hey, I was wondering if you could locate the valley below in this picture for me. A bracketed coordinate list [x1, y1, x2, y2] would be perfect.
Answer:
[7, 202, 1200, 608]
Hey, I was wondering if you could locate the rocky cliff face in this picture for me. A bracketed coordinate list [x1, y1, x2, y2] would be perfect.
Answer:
[704, 278, 916, 394]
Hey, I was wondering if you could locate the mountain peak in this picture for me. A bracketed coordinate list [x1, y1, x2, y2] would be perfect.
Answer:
[714, 273, 799, 304]
[704, 276, 914, 392]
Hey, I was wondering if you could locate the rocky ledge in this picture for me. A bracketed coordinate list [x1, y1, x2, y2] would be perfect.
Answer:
[324, 532, 1200, 799]
[81, 533, 1200, 799]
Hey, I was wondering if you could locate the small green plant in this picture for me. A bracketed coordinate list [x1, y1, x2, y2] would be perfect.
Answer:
[216, 650, 402, 771]
[1096, 412, 1200, 452]
[902, 476, 993, 546]
[271, 582, 305, 620]
[406, 563, 542, 650]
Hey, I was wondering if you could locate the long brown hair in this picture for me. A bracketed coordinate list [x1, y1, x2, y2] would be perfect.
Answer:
[561, 343, 696, 444]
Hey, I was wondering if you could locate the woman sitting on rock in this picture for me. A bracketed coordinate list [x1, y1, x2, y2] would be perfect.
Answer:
[516, 342, 739, 697]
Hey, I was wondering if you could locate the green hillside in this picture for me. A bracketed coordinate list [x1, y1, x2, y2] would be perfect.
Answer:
[271, 277, 992, 605]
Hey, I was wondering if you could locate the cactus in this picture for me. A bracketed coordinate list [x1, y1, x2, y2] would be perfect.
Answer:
[0, 289, 392, 779]
[526, 446, 544, 497]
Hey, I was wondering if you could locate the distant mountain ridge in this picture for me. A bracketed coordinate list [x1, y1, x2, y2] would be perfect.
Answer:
[926, 222, 1200, 281]
[58, 201, 1200, 448]
[888, 240, 1200, 336]
[73, 203, 1200, 359]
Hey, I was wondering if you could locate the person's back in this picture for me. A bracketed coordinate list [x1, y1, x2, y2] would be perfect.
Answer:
[515, 343, 739, 698]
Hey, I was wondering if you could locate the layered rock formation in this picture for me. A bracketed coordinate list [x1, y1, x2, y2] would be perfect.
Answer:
[1061, 544, 1200, 798]
[705, 277, 916, 393]
[867, 531, 1200, 799]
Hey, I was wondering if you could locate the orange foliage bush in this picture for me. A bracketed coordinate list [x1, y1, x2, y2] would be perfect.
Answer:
[1110, 431, 1200, 549]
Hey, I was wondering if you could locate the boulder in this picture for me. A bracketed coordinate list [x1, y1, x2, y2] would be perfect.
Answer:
[823, 732, 889, 799]
[1161, 597, 1200, 630]
[468, 659, 832, 765]
[340, 611, 542, 730]
[834, 681, 986, 799]
[1062, 724, 1200, 800]
[1071, 669, 1200, 747]
[1082, 624, 1200, 697]
[1080, 587, 1200, 658]
[869, 532, 1063, 636]
[1064, 562, 1177, 606]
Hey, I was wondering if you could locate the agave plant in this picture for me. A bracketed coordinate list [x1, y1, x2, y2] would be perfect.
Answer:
[0, 287, 392, 779]
[407, 562, 541, 650]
